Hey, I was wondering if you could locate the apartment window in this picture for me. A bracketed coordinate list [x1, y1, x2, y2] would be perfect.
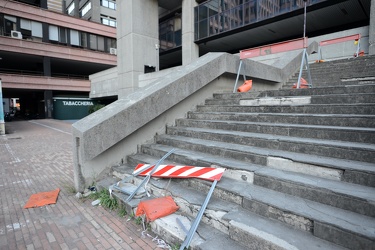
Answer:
[89, 34, 97, 50]
[106, 38, 116, 52]
[21, 19, 43, 38]
[80, 2, 92, 17]
[4, 15, 17, 36]
[101, 0, 116, 10]
[67, 2, 75, 15]
[97, 36, 105, 51]
[101, 16, 116, 27]
[81, 32, 88, 48]
[70, 29, 81, 46]
[49, 25, 67, 44]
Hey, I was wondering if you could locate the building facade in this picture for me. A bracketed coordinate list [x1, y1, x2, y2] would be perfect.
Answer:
[90, 0, 372, 99]
[0, 0, 117, 119]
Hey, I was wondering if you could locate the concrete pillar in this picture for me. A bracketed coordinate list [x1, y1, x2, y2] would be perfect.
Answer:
[369, 0, 375, 55]
[0, 79, 5, 135]
[182, 0, 199, 65]
[43, 57, 51, 77]
[44, 90, 53, 119]
[116, 0, 159, 97]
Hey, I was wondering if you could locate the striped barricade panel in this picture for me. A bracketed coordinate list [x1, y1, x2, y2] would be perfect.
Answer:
[133, 164, 226, 182]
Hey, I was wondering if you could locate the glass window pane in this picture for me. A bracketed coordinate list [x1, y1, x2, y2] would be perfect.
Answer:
[199, 19, 208, 39]
[31, 21, 43, 37]
[199, 5, 208, 19]
[81, 32, 87, 48]
[70, 29, 80, 46]
[49, 25, 58, 41]
[59, 27, 67, 43]
[89, 34, 97, 50]
[21, 19, 31, 30]
[97, 36, 105, 51]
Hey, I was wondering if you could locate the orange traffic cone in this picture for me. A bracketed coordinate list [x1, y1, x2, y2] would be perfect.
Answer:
[237, 80, 253, 92]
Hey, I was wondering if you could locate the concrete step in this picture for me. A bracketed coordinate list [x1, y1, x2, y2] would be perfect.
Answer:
[195, 103, 375, 115]
[175, 119, 375, 144]
[254, 168, 375, 217]
[165, 126, 375, 163]
[215, 84, 375, 99]
[110, 162, 373, 249]
[205, 94, 375, 106]
[137, 143, 375, 188]
[187, 112, 375, 128]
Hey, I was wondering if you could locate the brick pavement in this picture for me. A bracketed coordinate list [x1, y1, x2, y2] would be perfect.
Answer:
[0, 119, 169, 250]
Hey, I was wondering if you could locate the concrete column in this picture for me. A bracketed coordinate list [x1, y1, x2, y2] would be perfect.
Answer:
[43, 57, 51, 77]
[0, 79, 5, 135]
[44, 90, 53, 119]
[116, 0, 159, 97]
[182, 0, 199, 65]
[369, 0, 375, 55]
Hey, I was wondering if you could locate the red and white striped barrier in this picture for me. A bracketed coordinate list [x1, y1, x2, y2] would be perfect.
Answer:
[133, 164, 226, 182]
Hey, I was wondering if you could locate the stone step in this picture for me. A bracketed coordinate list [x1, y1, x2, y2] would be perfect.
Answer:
[219, 180, 375, 250]
[254, 168, 375, 217]
[302, 66, 375, 75]
[97, 176, 250, 250]
[175, 119, 375, 144]
[205, 94, 375, 106]
[165, 126, 375, 163]
[110, 162, 373, 249]
[214, 84, 375, 99]
[136, 143, 375, 187]
[187, 112, 375, 128]
[195, 103, 375, 115]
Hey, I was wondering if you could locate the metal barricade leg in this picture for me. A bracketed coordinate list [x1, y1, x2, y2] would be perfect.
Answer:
[179, 180, 218, 250]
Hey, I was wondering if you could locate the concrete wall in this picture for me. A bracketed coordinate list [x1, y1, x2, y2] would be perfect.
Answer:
[90, 67, 118, 98]
[72, 44, 318, 191]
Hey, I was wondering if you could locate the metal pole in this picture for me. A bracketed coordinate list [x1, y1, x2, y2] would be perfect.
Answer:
[0, 79, 5, 135]
[297, 0, 309, 89]
[125, 148, 175, 202]
[233, 60, 243, 93]
[180, 180, 218, 250]
[155, 43, 160, 71]
[303, 1, 307, 38]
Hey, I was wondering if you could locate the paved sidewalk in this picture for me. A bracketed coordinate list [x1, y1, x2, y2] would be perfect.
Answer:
[0, 119, 168, 250]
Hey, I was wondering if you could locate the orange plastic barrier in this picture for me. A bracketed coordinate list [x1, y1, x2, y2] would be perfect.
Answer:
[292, 78, 309, 89]
[237, 80, 253, 92]
[24, 188, 60, 208]
[136, 196, 179, 221]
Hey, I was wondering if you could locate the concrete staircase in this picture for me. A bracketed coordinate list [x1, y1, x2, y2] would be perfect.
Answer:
[99, 56, 375, 250]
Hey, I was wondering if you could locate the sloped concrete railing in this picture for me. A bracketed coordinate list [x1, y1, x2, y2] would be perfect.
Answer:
[72, 44, 317, 191]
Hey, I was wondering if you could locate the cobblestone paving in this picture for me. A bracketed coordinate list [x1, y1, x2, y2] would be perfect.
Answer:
[0, 120, 167, 250]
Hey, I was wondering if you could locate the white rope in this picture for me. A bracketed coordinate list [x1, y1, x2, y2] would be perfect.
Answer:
[138, 215, 171, 249]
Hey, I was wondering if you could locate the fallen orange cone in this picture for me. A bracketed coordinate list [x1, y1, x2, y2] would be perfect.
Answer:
[292, 77, 309, 89]
[237, 80, 253, 92]
[136, 196, 179, 221]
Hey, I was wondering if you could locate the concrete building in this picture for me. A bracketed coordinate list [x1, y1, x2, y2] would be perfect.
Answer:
[91, 0, 373, 99]
[64, 0, 117, 28]
[0, 0, 116, 119]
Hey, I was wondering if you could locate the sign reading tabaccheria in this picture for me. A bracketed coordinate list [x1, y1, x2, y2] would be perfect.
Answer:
[62, 101, 94, 106]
